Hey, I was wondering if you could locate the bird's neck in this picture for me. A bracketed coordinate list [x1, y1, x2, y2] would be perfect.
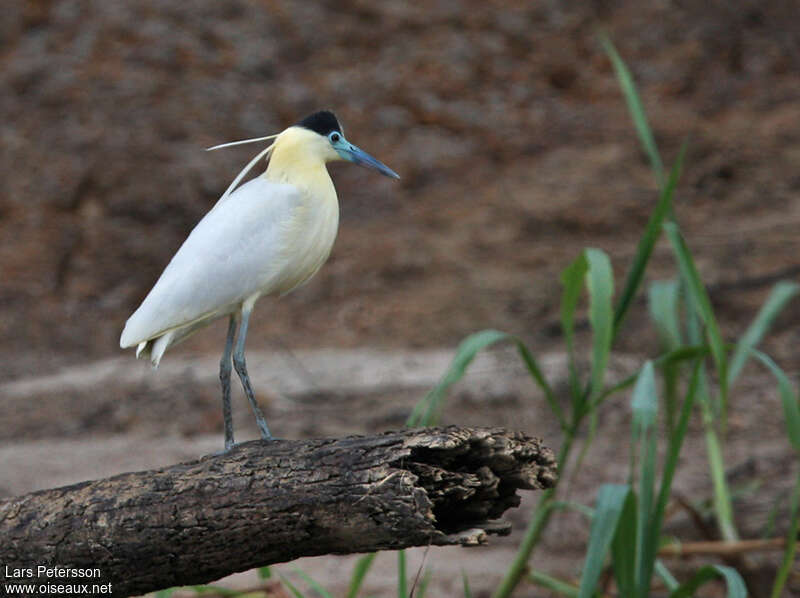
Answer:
[264, 139, 336, 199]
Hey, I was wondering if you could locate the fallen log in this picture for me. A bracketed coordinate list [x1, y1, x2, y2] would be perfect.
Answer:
[0, 426, 556, 597]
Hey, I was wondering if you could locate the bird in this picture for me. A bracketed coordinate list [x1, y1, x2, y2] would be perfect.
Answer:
[120, 110, 399, 451]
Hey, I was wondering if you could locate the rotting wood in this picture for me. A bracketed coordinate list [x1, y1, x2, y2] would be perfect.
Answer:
[0, 426, 556, 597]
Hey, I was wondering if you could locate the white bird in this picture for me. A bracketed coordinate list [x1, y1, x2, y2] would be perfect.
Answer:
[120, 111, 399, 450]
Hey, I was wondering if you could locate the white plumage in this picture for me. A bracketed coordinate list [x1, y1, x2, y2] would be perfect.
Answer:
[120, 176, 337, 365]
[119, 110, 398, 450]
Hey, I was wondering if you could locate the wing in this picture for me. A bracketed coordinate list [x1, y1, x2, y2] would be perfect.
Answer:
[120, 177, 301, 348]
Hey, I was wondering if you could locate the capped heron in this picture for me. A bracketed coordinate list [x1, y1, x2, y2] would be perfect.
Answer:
[120, 111, 399, 450]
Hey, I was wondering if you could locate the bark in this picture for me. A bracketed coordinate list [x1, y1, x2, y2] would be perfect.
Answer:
[0, 426, 556, 597]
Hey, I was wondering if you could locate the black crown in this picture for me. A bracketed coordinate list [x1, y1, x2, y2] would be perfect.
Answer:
[297, 110, 342, 136]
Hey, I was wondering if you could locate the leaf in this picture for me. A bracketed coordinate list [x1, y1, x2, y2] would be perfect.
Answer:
[515, 341, 566, 429]
[292, 569, 333, 598]
[589, 344, 709, 411]
[278, 574, 308, 598]
[654, 560, 679, 592]
[407, 330, 560, 429]
[610, 486, 639, 597]
[528, 569, 579, 597]
[561, 253, 589, 399]
[347, 553, 377, 598]
[614, 143, 686, 334]
[578, 484, 633, 598]
[644, 361, 702, 591]
[186, 585, 241, 596]
[599, 34, 664, 186]
[750, 349, 800, 451]
[461, 571, 473, 598]
[648, 280, 683, 350]
[771, 473, 800, 598]
[630, 362, 658, 596]
[728, 281, 799, 387]
[669, 565, 747, 598]
[631, 361, 658, 430]
[397, 550, 407, 598]
[406, 329, 509, 426]
[664, 222, 729, 414]
[585, 248, 614, 402]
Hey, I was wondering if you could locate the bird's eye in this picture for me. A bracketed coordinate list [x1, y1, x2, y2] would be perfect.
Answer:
[329, 132, 341, 143]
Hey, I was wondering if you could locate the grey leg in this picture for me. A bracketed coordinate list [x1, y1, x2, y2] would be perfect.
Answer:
[219, 314, 238, 451]
[232, 304, 273, 440]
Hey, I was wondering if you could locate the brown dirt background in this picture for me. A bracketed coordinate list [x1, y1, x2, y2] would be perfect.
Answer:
[2, 1, 800, 596]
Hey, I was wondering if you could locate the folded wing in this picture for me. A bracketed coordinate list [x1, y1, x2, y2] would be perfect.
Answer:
[120, 177, 301, 348]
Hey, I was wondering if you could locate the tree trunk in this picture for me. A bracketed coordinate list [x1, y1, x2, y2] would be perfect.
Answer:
[0, 426, 556, 597]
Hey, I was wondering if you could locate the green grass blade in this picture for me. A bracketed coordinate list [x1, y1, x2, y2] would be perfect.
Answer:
[669, 565, 747, 598]
[528, 570, 579, 597]
[155, 590, 177, 598]
[258, 566, 272, 580]
[750, 348, 800, 450]
[771, 473, 800, 598]
[614, 143, 686, 335]
[550, 499, 596, 520]
[278, 573, 308, 598]
[630, 362, 657, 596]
[590, 344, 710, 411]
[293, 568, 333, 598]
[578, 484, 632, 598]
[654, 560, 679, 592]
[697, 365, 740, 541]
[492, 490, 558, 598]
[397, 550, 407, 598]
[599, 34, 664, 186]
[514, 340, 566, 429]
[461, 571, 473, 598]
[680, 281, 738, 542]
[561, 253, 589, 399]
[406, 329, 509, 426]
[645, 361, 702, 589]
[185, 585, 241, 596]
[664, 222, 729, 415]
[648, 279, 684, 432]
[610, 486, 639, 597]
[728, 281, 800, 387]
[407, 330, 559, 428]
[648, 280, 683, 350]
[571, 249, 614, 478]
[631, 361, 658, 430]
[586, 248, 614, 402]
[347, 553, 377, 598]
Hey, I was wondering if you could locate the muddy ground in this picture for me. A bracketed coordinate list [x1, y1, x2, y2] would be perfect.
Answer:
[2, 1, 799, 596]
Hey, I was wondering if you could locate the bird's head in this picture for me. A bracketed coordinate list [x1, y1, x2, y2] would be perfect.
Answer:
[287, 110, 399, 179]
[207, 111, 399, 201]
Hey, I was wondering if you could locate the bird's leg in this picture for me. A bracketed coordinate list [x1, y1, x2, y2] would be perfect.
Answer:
[232, 304, 273, 440]
[219, 314, 238, 451]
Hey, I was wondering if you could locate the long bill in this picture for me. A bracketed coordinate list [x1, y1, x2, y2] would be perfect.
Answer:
[338, 142, 400, 179]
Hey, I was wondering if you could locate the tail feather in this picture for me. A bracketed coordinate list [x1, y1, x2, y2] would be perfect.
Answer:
[149, 332, 174, 368]
[132, 331, 173, 369]
[124, 313, 223, 368]
[135, 341, 150, 360]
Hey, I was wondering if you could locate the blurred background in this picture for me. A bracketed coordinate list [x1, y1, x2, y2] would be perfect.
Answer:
[2, 0, 799, 595]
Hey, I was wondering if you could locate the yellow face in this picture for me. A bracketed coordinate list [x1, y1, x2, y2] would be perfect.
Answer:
[273, 127, 342, 165]
[271, 123, 399, 179]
